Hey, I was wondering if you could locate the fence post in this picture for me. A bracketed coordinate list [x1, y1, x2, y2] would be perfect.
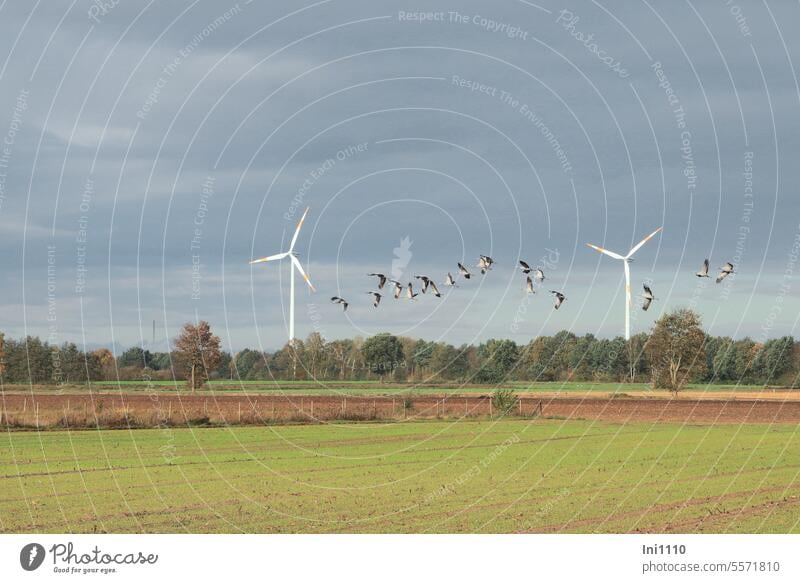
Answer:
[519, 397, 523, 416]
[489, 397, 492, 417]
[238, 402, 242, 423]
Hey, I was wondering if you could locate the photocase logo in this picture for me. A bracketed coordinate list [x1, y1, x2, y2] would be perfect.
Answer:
[87, 0, 120, 24]
[19, 543, 45, 571]
[391, 236, 413, 279]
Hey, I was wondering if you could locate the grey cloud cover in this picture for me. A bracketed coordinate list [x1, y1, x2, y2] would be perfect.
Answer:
[0, 0, 798, 351]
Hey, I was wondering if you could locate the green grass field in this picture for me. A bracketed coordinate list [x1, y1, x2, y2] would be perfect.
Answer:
[2, 419, 799, 533]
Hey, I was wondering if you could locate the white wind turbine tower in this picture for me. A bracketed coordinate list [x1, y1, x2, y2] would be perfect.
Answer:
[250, 207, 315, 344]
[586, 227, 662, 340]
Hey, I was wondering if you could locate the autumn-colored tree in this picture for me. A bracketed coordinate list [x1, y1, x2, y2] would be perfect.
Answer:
[521, 336, 556, 381]
[646, 309, 707, 394]
[174, 321, 222, 392]
[92, 347, 114, 368]
[92, 348, 115, 379]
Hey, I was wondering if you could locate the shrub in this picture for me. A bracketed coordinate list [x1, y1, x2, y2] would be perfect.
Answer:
[491, 389, 519, 416]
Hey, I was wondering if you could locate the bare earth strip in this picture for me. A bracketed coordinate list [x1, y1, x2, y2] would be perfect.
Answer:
[3, 393, 800, 427]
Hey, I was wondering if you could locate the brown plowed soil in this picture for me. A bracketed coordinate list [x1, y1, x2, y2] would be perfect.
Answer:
[3, 392, 800, 427]
[521, 390, 800, 401]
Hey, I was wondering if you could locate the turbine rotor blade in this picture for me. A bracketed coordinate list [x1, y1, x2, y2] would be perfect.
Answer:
[626, 226, 662, 258]
[249, 252, 288, 264]
[290, 254, 315, 291]
[289, 207, 310, 252]
[586, 243, 625, 261]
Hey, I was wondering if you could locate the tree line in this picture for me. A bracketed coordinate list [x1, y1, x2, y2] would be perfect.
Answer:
[0, 309, 797, 391]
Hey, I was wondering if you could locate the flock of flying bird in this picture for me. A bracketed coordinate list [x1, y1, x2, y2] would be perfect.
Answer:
[329, 256, 735, 313]
[251, 210, 736, 343]
[330, 255, 553, 312]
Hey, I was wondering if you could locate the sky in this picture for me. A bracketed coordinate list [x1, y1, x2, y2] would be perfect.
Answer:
[0, 0, 799, 353]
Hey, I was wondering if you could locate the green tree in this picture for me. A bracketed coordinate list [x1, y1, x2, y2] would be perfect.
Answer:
[551, 331, 577, 380]
[710, 337, 736, 382]
[476, 339, 519, 383]
[412, 339, 435, 379]
[361, 333, 405, 382]
[264, 345, 293, 380]
[149, 352, 173, 372]
[214, 351, 232, 380]
[568, 333, 596, 380]
[58, 342, 86, 383]
[522, 336, 556, 381]
[604, 337, 628, 381]
[1, 338, 22, 382]
[428, 342, 469, 381]
[117, 346, 152, 369]
[755, 336, 794, 383]
[84, 350, 103, 383]
[8, 336, 54, 384]
[233, 348, 262, 379]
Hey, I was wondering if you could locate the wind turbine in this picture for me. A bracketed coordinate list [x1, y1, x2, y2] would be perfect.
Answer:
[586, 227, 662, 340]
[250, 207, 315, 344]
